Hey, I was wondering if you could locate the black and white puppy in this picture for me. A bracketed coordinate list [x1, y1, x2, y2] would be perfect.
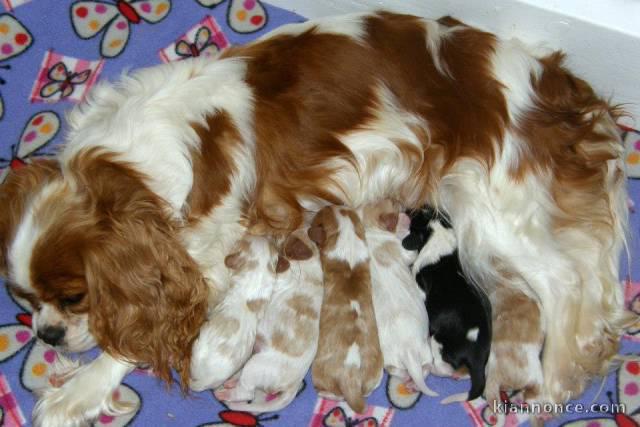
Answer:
[402, 207, 491, 400]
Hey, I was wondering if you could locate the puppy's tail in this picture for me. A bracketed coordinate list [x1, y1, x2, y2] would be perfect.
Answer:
[405, 352, 439, 397]
[227, 384, 300, 413]
[467, 360, 487, 401]
[339, 375, 366, 414]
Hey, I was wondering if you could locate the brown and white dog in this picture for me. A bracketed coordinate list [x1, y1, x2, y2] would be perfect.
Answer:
[308, 206, 383, 413]
[485, 282, 545, 406]
[0, 11, 627, 426]
[215, 229, 323, 412]
[359, 200, 437, 397]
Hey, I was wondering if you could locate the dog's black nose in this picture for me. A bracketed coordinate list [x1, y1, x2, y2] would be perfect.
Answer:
[37, 326, 66, 346]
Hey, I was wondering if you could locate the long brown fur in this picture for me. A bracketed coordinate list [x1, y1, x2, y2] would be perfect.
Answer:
[34, 150, 209, 388]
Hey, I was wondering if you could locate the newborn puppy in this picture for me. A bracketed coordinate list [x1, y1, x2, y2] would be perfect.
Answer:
[485, 281, 544, 406]
[309, 206, 383, 413]
[403, 207, 491, 401]
[190, 235, 283, 391]
[215, 229, 323, 412]
[359, 200, 437, 397]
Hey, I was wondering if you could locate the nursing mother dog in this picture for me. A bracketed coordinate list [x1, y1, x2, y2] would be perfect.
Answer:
[0, 10, 627, 426]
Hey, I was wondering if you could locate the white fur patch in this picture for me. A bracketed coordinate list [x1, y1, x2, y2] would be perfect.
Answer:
[325, 209, 369, 269]
[411, 220, 457, 276]
[7, 181, 62, 292]
[33, 353, 134, 427]
[350, 300, 361, 315]
[422, 19, 459, 77]
[62, 57, 254, 216]
[344, 343, 361, 368]
[325, 84, 429, 207]
[466, 327, 480, 342]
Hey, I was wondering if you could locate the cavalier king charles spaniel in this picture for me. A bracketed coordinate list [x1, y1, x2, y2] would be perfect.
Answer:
[0, 11, 628, 426]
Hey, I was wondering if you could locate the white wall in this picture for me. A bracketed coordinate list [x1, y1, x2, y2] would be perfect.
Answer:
[269, 0, 640, 128]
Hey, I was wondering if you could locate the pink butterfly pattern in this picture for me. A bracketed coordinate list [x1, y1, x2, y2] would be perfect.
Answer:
[30, 51, 105, 103]
[195, 0, 267, 34]
[159, 15, 229, 63]
[308, 398, 394, 427]
[70, 0, 171, 58]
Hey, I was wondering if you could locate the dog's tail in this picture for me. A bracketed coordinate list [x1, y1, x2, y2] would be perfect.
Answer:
[339, 375, 366, 414]
[226, 384, 300, 413]
[404, 352, 439, 397]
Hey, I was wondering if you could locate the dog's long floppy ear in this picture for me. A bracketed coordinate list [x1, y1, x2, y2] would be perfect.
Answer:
[73, 151, 208, 389]
[0, 160, 60, 276]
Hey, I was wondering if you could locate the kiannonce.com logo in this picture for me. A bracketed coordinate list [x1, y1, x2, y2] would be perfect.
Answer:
[493, 400, 626, 415]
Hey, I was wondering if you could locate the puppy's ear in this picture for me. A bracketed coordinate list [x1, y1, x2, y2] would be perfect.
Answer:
[284, 236, 313, 260]
[308, 224, 326, 245]
[75, 152, 207, 390]
[276, 256, 290, 273]
[379, 212, 398, 232]
[224, 252, 244, 270]
[0, 159, 60, 276]
[402, 234, 422, 251]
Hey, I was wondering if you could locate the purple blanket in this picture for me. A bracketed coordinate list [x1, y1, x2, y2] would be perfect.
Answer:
[1, 1, 639, 426]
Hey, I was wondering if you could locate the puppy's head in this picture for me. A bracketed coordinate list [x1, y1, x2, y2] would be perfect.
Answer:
[0, 151, 208, 388]
[402, 207, 451, 251]
[225, 235, 286, 276]
[283, 229, 317, 261]
[307, 206, 340, 250]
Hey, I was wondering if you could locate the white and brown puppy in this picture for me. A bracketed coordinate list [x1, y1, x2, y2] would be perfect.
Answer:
[215, 229, 323, 412]
[308, 206, 383, 413]
[190, 235, 285, 391]
[485, 282, 544, 406]
[359, 200, 437, 397]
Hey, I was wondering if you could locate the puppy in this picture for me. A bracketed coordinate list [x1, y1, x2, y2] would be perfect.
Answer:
[403, 207, 491, 400]
[359, 200, 437, 397]
[190, 235, 284, 391]
[485, 281, 544, 406]
[308, 206, 383, 413]
[215, 229, 323, 412]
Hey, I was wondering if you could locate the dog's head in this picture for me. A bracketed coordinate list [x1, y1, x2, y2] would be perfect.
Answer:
[402, 207, 452, 251]
[0, 151, 208, 387]
[307, 206, 341, 250]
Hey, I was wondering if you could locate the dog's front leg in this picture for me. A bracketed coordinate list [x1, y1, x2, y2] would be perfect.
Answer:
[33, 352, 134, 427]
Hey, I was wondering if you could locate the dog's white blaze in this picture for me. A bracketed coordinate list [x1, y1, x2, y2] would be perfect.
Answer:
[8, 181, 62, 292]
[345, 343, 361, 368]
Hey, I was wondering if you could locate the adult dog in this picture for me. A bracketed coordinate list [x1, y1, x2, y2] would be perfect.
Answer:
[0, 11, 627, 426]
